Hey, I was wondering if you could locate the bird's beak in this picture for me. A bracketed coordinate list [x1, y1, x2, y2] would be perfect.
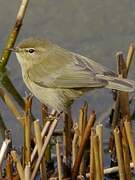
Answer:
[7, 48, 19, 52]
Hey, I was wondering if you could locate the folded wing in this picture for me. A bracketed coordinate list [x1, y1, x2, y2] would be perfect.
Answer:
[28, 47, 114, 89]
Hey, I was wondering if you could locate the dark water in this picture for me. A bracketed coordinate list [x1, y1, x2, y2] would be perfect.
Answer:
[0, 0, 135, 173]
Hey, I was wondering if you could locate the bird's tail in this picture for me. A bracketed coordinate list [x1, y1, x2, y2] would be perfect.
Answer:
[96, 74, 135, 92]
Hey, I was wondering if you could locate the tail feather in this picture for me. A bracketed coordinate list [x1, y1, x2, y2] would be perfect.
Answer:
[96, 74, 135, 92]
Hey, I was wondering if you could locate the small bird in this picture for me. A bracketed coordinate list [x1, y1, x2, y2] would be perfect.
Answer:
[9, 38, 135, 112]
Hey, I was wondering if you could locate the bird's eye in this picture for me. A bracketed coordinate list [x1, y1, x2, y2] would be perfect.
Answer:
[27, 48, 35, 53]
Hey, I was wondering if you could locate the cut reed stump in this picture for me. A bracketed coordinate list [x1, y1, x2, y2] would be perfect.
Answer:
[89, 128, 95, 180]
[72, 111, 96, 180]
[114, 127, 126, 180]
[121, 125, 132, 179]
[93, 134, 102, 180]
[124, 120, 135, 168]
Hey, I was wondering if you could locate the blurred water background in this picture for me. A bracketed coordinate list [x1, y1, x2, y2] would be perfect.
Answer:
[0, 0, 135, 168]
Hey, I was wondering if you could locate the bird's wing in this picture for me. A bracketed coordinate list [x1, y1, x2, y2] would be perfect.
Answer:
[28, 47, 116, 89]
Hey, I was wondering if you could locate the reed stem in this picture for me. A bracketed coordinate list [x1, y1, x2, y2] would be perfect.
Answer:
[114, 127, 126, 180]
[24, 163, 31, 180]
[31, 118, 58, 180]
[124, 120, 135, 167]
[89, 128, 95, 180]
[56, 141, 63, 180]
[121, 126, 132, 179]
[11, 150, 24, 180]
[72, 111, 96, 180]
[31, 120, 51, 163]
[0, 0, 29, 71]
[96, 124, 104, 180]
[34, 119, 47, 180]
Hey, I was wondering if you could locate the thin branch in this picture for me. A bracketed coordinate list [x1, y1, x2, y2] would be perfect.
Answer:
[0, 88, 22, 124]
[31, 118, 58, 180]
[0, 0, 29, 71]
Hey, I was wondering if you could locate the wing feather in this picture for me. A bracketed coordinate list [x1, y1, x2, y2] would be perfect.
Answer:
[28, 47, 115, 88]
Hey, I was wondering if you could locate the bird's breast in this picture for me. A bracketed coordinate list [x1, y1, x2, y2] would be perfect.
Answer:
[22, 74, 66, 111]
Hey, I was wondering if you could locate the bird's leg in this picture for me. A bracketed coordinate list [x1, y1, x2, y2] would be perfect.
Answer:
[63, 107, 73, 176]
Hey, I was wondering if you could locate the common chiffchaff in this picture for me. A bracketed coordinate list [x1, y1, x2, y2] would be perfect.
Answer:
[9, 38, 135, 112]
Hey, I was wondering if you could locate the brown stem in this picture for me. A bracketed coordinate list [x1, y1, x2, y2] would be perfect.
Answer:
[121, 126, 132, 180]
[6, 154, 13, 180]
[0, 0, 29, 71]
[114, 127, 126, 180]
[72, 123, 79, 167]
[0, 87, 23, 124]
[31, 118, 58, 180]
[72, 111, 96, 180]
[34, 120, 47, 180]
[31, 120, 51, 163]
[11, 150, 24, 180]
[56, 141, 63, 180]
[63, 108, 72, 176]
[93, 135, 102, 180]
[124, 120, 135, 167]
[24, 114, 31, 165]
[117, 52, 130, 120]
[89, 128, 95, 180]
[1, 74, 25, 109]
[126, 44, 135, 75]
[79, 106, 86, 175]
[96, 124, 104, 180]
[77, 162, 134, 178]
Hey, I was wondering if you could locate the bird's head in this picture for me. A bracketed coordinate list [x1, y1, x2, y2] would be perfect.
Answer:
[9, 37, 53, 70]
